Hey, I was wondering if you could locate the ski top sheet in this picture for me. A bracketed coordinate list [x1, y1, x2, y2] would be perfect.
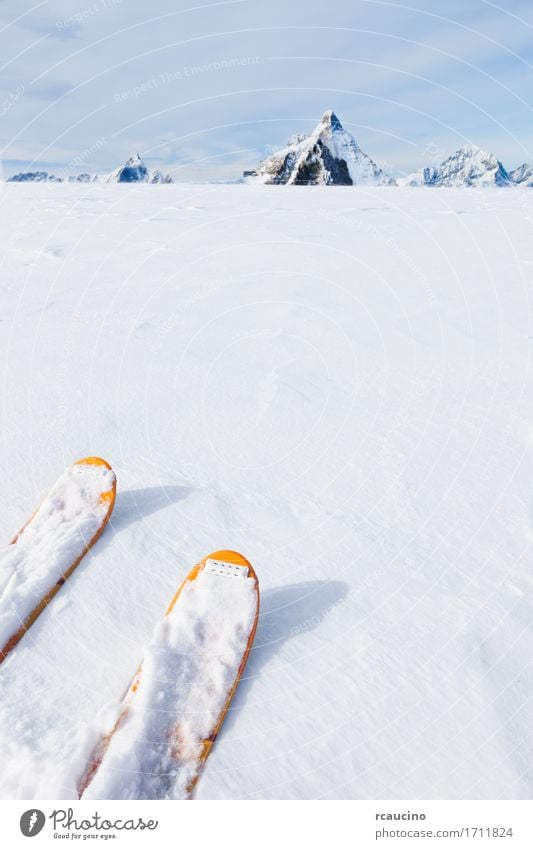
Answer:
[79, 550, 260, 800]
[0, 457, 116, 664]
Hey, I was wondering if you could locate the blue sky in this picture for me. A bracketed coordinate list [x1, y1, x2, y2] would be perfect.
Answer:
[1, 0, 532, 179]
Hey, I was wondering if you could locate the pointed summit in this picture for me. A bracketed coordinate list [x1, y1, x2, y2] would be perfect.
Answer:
[107, 153, 173, 184]
[246, 109, 396, 186]
[125, 152, 144, 168]
[108, 152, 149, 183]
[319, 109, 344, 132]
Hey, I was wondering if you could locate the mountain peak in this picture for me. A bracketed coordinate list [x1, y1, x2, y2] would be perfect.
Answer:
[461, 143, 482, 156]
[510, 162, 533, 186]
[402, 143, 510, 187]
[245, 109, 396, 186]
[106, 153, 173, 183]
[125, 152, 144, 167]
[319, 109, 343, 131]
[452, 143, 501, 164]
[110, 153, 148, 183]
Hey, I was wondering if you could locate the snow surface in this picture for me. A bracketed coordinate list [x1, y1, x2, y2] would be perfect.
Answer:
[0, 462, 115, 653]
[82, 562, 258, 800]
[0, 183, 532, 800]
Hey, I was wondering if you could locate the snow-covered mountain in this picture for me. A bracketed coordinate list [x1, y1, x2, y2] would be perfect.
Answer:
[106, 153, 173, 184]
[510, 163, 533, 186]
[8, 171, 95, 183]
[5, 139, 530, 189]
[8, 171, 60, 183]
[246, 110, 396, 186]
[6, 154, 173, 184]
[402, 144, 511, 187]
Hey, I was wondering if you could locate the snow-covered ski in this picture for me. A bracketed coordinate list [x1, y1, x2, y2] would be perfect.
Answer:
[79, 549, 260, 800]
[0, 457, 116, 663]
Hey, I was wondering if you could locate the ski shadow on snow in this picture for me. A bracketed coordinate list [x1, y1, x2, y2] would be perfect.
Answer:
[221, 579, 349, 736]
[105, 485, 192, 535]
[9, 485, 192, 647]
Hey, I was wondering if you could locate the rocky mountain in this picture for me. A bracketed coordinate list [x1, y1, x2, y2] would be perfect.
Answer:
[4, 134, 530, 189]
[245, 110, 396, 186]
[8, 171, 100, 183]
[67, 173, 98, 183]
[7, 154, 173, 184]
[107, 152, 147, 183]
[510, 163, 533, 186]
[106, 153, 173, 184]
[148, 169, 174, 184]
[9, 171, 66, 183]
[402, 145, 511, 187]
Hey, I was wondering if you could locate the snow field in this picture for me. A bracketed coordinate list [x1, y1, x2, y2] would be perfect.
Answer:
[0, 183, 532, 799]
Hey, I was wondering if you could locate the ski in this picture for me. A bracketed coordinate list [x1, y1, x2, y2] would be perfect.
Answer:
[79, 549, 260, 800]
[0, 457, 116, 664]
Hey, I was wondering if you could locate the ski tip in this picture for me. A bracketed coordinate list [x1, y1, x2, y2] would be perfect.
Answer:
[165, 550, 259, 616]
[206, 550, 258, 583]
[73, 457, 117, 511]
[75, 456, 114, 471]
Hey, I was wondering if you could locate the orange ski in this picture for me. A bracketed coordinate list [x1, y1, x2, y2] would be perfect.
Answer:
[79, 550, 259, 800]
[0, 457, 116, 664]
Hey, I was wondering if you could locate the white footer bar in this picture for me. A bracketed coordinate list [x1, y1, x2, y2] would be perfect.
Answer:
[2, 800, 533, 848]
